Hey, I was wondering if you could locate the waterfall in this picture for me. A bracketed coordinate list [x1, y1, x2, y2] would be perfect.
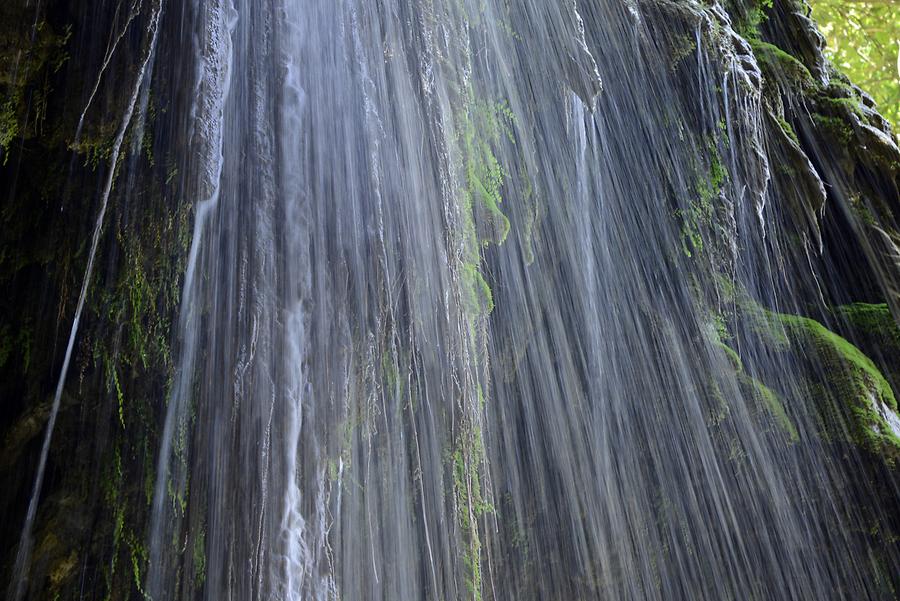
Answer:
[5, 3, 164, 598]
[4, 0, 900, 599]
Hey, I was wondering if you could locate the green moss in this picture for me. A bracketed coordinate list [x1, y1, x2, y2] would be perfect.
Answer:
[451, 92, 517, 337]
[450, 90, 510, 600]
[0, 8, 194, 598]
[834, 303, 900, 392]
[462, 263, 495, 316]
[193, 528, 206, 586]
[717, 341, 742, 370]
[520, 171, 538, 266]
[782, 314, 895, 409]
[847, 193, 878, 227]
[750, 39, 815, 91]
[750, 306, 900, 457]
[70, 124, 120, 171]
[809, 86, 868, 146]
[816, 94, 865, 120]
[459, 97, 514, 247]
[668, 33, 697, 72]
[703, 152, 728, 197]
[0, 98, 20, 159]
[717, 284, 900, 458]
[811, 113, 853, 145]
[775, 114, 800, 146]
[101, 446, 127, 601]
[0, 18, 71, 160]
[741, 372, 798, 441]
[836, 304, 900, 343]
[451, 424, 494, 601]
[733, 0, 774, 39]
[381, 349, 400, 394]
[113, 367, 126, 429]
[715, 341, 799, 440]
[127, 534, 148, 598]
[678, 140, 726, 258]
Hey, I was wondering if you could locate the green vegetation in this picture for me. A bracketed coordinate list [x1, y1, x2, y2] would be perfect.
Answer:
[732, 0, 897, 142]
[678, 140, 727, 258]
[742, 301, 900, 458]
[462, 263, 495, 315]
[459, 96, 515, 249]
[708, 277, 900, 461]
[707, 308, 800, 440]
[193, 527, 207, 586]
[714, 339, 800, 440]
[749, 38, 816, 90]
[668, 33, 697, 72]
[809, 0, 899, 131]
[834, 303, 900, 389]
[746, 374, 797, 439]
[836, 303, 900, 344]
[744, 0, 775, 38]
[811, 112, 855, 144]
[0, 16, 71, 160]
[816, 84, 868, 118]
[454, 95, 516, 324]
[451, 87, 516, 600]
[781, 312, 896, 395]
[774, 113, 801, 145]
[451, 426, 494, 601]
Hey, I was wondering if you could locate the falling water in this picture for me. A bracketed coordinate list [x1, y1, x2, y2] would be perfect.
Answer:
[5, 3, 163, 598]
[5, 0, 900, 599]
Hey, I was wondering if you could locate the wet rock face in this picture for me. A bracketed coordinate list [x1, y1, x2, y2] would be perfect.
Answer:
[1, 0, 190, 598]
[752, 0, 900, 313]
[1, 0, 900, 599]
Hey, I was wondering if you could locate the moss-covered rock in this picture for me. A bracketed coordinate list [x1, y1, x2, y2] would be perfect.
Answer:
[750, 38, 815, 94]
[743, 303, 900, 460]
[712, 340, 799, 442]
[716, 340, 800, 441]
[834, 303, 900, 392]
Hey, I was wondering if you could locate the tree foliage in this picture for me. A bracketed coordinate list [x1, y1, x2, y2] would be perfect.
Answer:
[809, 0, 900, 130]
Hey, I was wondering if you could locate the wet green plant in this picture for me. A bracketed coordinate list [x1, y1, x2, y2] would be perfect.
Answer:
[678, 139, 727, 258]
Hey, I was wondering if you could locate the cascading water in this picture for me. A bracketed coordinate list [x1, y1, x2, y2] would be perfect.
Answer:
[3, 0, 900, 600]
[6, 3, 163, 598]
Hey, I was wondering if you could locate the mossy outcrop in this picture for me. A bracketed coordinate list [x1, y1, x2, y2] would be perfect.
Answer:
[714, 339, 799, 441]
[705, 272, 900, 463]
[834, 303, 900, 390]
[750, 1, 900, 316]
[750, 306, 900, 459]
